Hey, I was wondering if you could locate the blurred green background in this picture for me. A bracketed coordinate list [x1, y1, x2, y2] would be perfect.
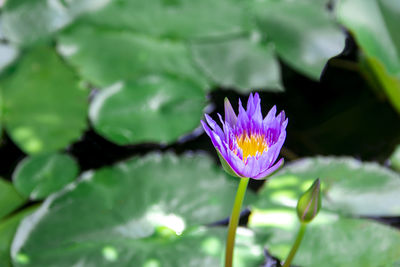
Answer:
[0, 0, 399, 266]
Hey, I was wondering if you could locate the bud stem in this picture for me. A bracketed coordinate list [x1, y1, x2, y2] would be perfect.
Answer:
[282, 223, 307, 267]
[225, 177, 249, 267]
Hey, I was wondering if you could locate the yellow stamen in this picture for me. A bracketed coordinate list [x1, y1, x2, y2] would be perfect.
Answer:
[236, 133, 268, 161]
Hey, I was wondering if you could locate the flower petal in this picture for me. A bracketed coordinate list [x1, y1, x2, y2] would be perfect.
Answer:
[217, 147, 247, 178]
[259, 145, 279, 170]
[268, 129, 287, 166]
[237, 98, 250, 131]
[200, 120, 213, 138]
[205, 114, 224, 138]
[265, 119, 282, 146]
[277, 110, 286, 125]
[247, 93, 262, 122]
[201, 120, 225, 155]
[282, 118, 289, 129]
[246, 93, 254, 115]
[263, 105, 277, 125]
[242, 156, 261, 178]
[224, 97, 237, 127]
[252, 158, 284, 180]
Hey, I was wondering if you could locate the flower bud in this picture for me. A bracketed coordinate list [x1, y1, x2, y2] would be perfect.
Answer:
[296, 178, 321, 223]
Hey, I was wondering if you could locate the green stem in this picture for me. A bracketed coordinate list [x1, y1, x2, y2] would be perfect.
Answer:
[225, 177, 249, 267]
[283, 223, 307, 267]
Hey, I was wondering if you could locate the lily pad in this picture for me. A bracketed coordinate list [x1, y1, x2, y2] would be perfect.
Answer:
[0, 206, 37, 267]
[250, 207, 400, 267]
[82, 0, 250, 40]
[249, 156, 400, 266]
[11, 153, 257, 266]
[1, 0, 111, 45]
[57, 24, 209, 89]
[0, 179, 25, 220]
[13, 226, 262, 267]
[191, 37, 283, 92]
[0, 46, 88, 154]
[255, 156, 400, 217]
[89, 76, 205, 145]
[13, 153, 79, 200]
[253, 0, 345, 80]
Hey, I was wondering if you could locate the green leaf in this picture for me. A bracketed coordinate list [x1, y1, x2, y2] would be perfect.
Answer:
[253, 1, 345, 80]
[191, 37, 283, 93]
[363, 56, 400, 114]
[1, 46, 88, 154]
[337, 0, 400, 76]
[1, 0, 111, 46]
[255, 156, 400, 217]
[13, 226, 262, 267]
[82, 0, 250, 40]
[0, 206, 37, 267]
[0, 179, 25, 220]
[337, 0, 400, 114]
[379, 0, 400, 56]
[249, 156, 400, 266]
[57, 24, 209, 89]
[13, 153, 79, 200]
[390, 145, 400, 172]
[89, 76, 205, 145]
[250, 207, 400, 267]
[11, 153, 258, 266]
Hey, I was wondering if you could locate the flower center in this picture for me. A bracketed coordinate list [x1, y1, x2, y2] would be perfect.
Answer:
[236, 133, 268, 161]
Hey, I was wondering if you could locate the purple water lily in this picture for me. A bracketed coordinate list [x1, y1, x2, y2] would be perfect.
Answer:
[201, 93, 288, 179]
